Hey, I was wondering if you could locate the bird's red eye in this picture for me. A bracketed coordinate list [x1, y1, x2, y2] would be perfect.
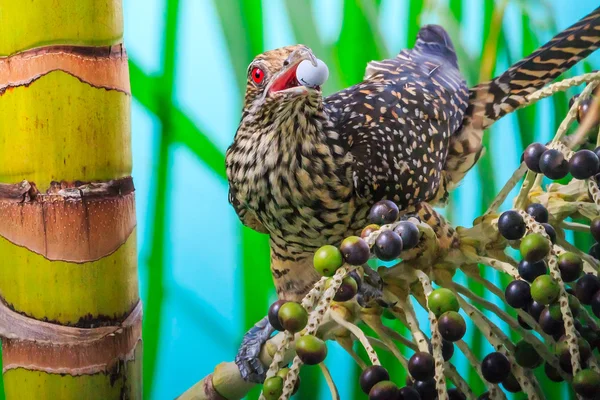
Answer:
[251, 67, 265, 84]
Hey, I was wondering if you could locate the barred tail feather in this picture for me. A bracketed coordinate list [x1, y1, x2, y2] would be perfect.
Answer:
[444, 6, 600, 190]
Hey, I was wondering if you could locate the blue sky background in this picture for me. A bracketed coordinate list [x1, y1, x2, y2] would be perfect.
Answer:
[122, 1, 600, 398]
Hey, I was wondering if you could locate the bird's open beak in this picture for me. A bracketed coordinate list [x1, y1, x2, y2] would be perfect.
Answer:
[267, 47, 318, 95]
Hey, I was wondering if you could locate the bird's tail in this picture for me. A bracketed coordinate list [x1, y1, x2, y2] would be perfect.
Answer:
[444, 6, 600, 190]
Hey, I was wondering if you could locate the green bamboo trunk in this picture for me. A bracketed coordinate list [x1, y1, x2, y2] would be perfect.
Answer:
[0, 1, 141, 399]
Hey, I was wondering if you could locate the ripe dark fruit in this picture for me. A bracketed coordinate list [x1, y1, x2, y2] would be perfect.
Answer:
[278, 302, 308, 333]
[394, 221, 420, 250]
[504, 280, 532, 308]
[448, 387, 466, 400]
[427, 288, 460, 317]
[573, 369, 600, 398]
[523, 143, 548, 173]
[514, 340, 542, 369]
[313, 245, 343, 277]
[497, 210, 526, 240]
[520, 233, 550, 262]
[590, 243, 600, 260]
[518, 315, 532, 330]
[569, 149, 600, 179]
[477, 392, 491, 400]
[481, 352, 511, 383]
[576, 97, 600, 128]
[558, 252, 583, 282]
[531, 275, 560, 305]
[527, 300, 545, 321]
[591, 217, 600, 242]
[408, 352, 435, 381]
[518, 260, 547, 283]
[374, 230, 403, 261]
[359, 365, 390, 394]
[263, 376, 284, 400]
[502, 373, 522, 393]
[542, 223, 557, 244]
[295, 335, 327, 365]
[591, 291, 600, 318]
[368, 381, 399, 400]
[544, 362, 564, 382]
[427, 339, 454, 361]
[526, 203, 549, 223]
[413, 379, 436, 400]
[268, 300, 286, 331]
[438, 311, 467, 342]
[361, 224, 380, 239]
[340, 236, 370, 265]
[539, 308, 565, 336]
[575, 274, 600, 304]
[539, 149, 569, 180]
[398, 386, 421, 400]
[333, 276, 358, 302]
[556, 335, 592, 373]
[369, 200, 399, 225]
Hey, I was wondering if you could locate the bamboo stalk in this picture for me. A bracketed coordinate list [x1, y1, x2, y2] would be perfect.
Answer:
[0, 1, 140, 398]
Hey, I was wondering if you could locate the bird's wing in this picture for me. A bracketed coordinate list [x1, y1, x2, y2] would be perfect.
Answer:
[324, 26, 469, 208]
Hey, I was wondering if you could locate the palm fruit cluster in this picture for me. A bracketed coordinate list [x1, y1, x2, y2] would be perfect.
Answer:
[258, 74, 600, 400]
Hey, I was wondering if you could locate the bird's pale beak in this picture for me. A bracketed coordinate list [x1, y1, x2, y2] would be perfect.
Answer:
[267, 47, 317, 94]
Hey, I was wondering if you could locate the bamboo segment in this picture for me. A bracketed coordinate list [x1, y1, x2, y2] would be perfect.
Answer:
[0, 0, 140, 398]
[0, 232, 138, 325]
[0, 0, 123, 56]
[0, 70, 131, 190]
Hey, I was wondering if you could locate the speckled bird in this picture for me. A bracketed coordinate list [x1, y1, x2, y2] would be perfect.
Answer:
[226, 8, 600, 381]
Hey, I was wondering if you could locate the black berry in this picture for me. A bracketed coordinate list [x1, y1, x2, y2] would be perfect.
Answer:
[526, 203, 549, 223]
[501, 373, 522, 393]
[408, 352, 435, 381]
[360, 365, 390, 394]
[268, 300, 286, 331]
[575, 274, 600, 304]
[569, 149, 600, 179]
[542, 223, 557, 244]
[340, 236, 370, 265]
[518, 260, 547, 283]
[369, 381, 399, 400]
[558, 252, 583, 282]
[369, 200, 399, 225]
[394, 221, 420, 250]
[438, 311, 467, 342]
[591, 217, 600, 242]
[373, 230, 403, 261]
[481, 352, 511, 383]
[448, 387, 466, 400]
[539, 149, 569, 180]
[398, 386, 420, 400]
[523, 143, 547, 173]
[498, 210, 526, 240]
[505, 280, 532, 308]
[544, 362, 564, 382]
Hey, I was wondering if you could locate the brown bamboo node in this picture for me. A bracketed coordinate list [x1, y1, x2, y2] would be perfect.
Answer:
[0, 177, 136, 263]
[0, 300, 142, 375]
[0, 44, 130, 95]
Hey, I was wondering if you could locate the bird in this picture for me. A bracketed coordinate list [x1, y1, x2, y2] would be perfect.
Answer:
[225, 6, 600, 382]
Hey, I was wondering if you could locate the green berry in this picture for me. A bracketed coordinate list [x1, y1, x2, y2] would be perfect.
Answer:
[428, 288, 460, 318]
[530, 275, 560, 305]
[278, 302, 308, 333]
[520, 233, 550, 262]
[263, 376, 284, 400]
[296, 335, 328, 365]
[313, 245, 343, 277]
[573, 369, 600, 398]
[514, 340, 541, 369]
[276, 368, 299, 395]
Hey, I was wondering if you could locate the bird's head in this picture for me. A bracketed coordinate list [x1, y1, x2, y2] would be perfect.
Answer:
[241, 45, 323, 121]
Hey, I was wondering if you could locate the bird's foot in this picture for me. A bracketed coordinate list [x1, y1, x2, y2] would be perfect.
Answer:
[354, 267, 395, 308]
[235, 316, 274, 383]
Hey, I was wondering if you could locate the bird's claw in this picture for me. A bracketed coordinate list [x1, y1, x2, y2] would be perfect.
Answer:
[355, 267, 395, 308]
[235, 316, 274, 383]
